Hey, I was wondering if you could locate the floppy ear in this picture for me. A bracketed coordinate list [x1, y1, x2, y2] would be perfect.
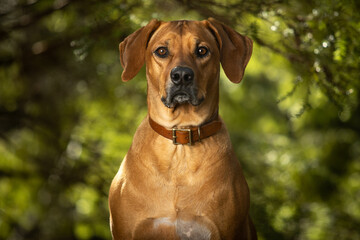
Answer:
[207, 18, 253, 83]
[119, 19, 161, 82]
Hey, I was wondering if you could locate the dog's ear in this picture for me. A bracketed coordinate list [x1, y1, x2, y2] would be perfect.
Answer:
[206, 18, 253, 83]
[119, 19, 161, 82]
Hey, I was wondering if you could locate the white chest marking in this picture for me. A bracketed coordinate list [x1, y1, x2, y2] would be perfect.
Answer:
[152, 217, 211, 240]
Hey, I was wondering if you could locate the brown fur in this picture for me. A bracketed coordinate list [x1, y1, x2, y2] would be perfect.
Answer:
[109, 18, 256, 240]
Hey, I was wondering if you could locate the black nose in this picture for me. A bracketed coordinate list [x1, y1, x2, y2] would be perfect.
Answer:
[170, 66, 194, 85]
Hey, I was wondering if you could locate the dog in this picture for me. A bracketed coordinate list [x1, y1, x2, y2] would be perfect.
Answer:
[109, 18, 256, 240]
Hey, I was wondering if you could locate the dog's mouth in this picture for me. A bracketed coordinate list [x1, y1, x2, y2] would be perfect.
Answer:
[161, 89, 204, 108]
[173, 92, 190, 104]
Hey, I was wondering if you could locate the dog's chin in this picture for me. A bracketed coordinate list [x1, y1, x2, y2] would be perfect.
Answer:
[161, 94, 204, 108]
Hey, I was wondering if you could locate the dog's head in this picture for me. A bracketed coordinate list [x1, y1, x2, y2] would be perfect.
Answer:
[119, 18, 252, 109]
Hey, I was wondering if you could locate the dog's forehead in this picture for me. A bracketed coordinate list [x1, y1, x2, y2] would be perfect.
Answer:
[148, 20, 216, 47]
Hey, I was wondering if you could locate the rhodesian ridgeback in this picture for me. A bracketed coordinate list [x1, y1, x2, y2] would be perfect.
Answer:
[109, 18, 256, 240]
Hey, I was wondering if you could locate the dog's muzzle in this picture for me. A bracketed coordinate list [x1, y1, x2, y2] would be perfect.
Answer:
[161, 66, 204, 108]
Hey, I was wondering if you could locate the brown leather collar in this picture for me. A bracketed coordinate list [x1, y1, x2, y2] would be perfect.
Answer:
[149, 117, 222, 145]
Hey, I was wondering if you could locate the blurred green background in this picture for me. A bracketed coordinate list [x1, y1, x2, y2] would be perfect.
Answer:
[0, 0, 359, 239]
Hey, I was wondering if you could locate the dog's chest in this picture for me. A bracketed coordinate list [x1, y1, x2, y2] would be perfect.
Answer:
[154, 144, 215, 185]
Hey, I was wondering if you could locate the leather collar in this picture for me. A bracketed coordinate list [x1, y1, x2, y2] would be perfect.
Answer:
[149, 116, 222, 145]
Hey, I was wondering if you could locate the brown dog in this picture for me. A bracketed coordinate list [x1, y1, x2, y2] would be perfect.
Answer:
[109, 18, 256, 240]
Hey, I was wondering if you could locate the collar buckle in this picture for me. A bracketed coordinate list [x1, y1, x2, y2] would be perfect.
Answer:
[172, 128, 192, 145]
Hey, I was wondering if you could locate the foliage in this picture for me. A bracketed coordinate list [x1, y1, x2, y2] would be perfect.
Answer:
[0, 0, 359, 239]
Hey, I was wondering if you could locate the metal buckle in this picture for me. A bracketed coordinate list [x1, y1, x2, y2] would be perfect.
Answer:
[172, 128, 192, 145]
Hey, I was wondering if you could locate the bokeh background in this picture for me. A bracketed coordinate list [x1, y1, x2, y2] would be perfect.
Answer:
[1, 0, 359, 239]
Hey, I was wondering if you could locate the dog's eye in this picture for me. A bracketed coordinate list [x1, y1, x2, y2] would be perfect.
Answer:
[196, 46, 209, 57]
[154, 47, 169, 58]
